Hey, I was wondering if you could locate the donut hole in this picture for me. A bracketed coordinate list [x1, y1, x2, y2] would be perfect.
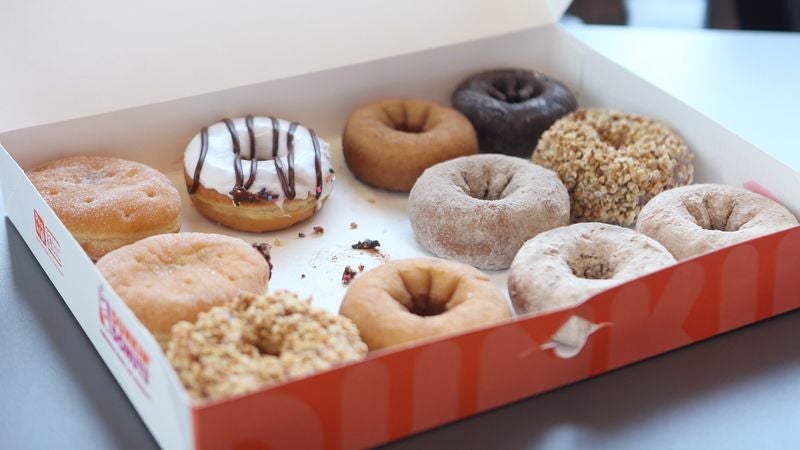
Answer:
[461, 170, 514, 201]
[568, 253, 614, 280]
[685, 196, 744, 232]
[488, 76, 541, 103]
[408, 295, 447, 317]
[380, 104, 434, 134]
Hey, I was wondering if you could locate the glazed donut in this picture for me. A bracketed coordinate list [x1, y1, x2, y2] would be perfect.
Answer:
[26, 155, 181, 261]
[636, 184, 799, 260]
[452, 68, 577, 157]
[97, 232, 271, 345]
[533, 108, 694, 226]
[168, 290, 367, 400]
[342, 98, 478, 191]
[339, 258, 511, 350]
[508, 223, 675, 346]
[408, 154, 569, 270]
[184, 115, 334, 232]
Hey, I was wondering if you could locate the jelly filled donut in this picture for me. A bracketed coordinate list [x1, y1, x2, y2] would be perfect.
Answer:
[534, 108, 694, 226]
[636, 184, 799, 260]
[339, 258, 511, 350]
[452, 68, 577, 157]
[342, 98, 478, 191]
[508, 223, 675, 347]
[26, 155, 181, 260]
[408, 154, 569, 270]
[184, 116, 334, 232]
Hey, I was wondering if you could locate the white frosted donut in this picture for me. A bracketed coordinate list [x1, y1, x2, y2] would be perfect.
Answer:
[636, 183, 799, 260]
[408, 154, 569, 270]
[184, 116, 335, 232]
[508, 223, 675, 346]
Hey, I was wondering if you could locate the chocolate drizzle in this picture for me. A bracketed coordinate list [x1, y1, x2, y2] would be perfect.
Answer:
[188, 116, 325, 206]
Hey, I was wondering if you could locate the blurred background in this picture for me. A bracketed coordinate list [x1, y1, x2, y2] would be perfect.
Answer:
[564, 0, 800, 30]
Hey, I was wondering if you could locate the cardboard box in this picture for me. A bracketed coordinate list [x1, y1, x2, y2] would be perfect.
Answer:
[2, 2, 800, 449]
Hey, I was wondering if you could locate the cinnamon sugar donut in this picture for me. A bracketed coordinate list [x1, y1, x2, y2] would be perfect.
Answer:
[342, 98, 478, 191]
[508, 223, 675, 346]
[636, 184, 800, 260]
[184, 116, 334, 232]
[408, 154, 569, 270]
[168, 290, 367, 401]
[339, 258, 511, 350]
[97, 232, 271, 345]
[533, 108, 694, 226]
[26, 156, 181, 260]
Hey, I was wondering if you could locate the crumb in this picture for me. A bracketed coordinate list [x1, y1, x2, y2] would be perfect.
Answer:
[350, 222, 358, 229]
[273, 238, 282, 247]
[352, 239, 380, 250]
[367, 198, 376, 204]
[298, 232, 306, 238]
[313, 226, 324, 235]
[301, 274, 306, 279]
[342, 265, 358, 285]
[358, 264, 364, 272]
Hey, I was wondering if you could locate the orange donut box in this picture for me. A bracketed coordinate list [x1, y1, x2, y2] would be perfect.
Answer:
[2, 3, 800, 449]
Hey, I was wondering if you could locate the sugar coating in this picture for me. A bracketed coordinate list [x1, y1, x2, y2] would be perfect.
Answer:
[167, 290, 367, 401]
[636, 183, 800, 260]
[408, 154, 569, 270]
[533, 108, 694, 226]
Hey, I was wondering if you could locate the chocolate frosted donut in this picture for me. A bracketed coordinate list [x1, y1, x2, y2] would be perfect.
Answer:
[408, 154, 569, 270]
[508, 223, 675, 346]
[452, 68, 578, 157]
[636, 184, 800, 260]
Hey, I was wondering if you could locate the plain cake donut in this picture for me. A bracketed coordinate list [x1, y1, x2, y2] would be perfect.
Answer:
[636, 183, 800, 260]
[508, 223, 675, 346]
[408, 154, 569, 270]
[97, 232, 271, 345]
[184, 115, 334, 232]
[533, 108, 694, 226]
[342, 98, 478, 191]
[339, 258, 511, 350]
[26, 155, 181, 261]
[452, 68, 578, 157]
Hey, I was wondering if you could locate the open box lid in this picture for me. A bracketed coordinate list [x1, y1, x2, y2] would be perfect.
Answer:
[0, 0, 570, 133]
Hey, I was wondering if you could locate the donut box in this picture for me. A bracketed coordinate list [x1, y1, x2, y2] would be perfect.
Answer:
[2, 2, 800, 449]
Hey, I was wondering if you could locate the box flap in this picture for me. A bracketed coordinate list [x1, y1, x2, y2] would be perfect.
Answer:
[0, 0, 570, 133]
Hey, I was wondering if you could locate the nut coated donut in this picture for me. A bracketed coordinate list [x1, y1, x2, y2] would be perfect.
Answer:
[184, 115, 334, 232]
[534, 108, 694, 226]
[97, 232, 271, 345]
[452, 68, 578, 157]
[339, 258, 511, 350]
[508, 223, 675, 346]
[168, 290, 367, 400]
[26, 155, 181, 261]
[636, 184, 800, 260]
[408, 154, 569, 270]
[342, 98, 478, 191]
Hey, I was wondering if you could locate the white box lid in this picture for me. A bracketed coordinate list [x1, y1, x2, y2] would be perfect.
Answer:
[0, 0, 569, 133]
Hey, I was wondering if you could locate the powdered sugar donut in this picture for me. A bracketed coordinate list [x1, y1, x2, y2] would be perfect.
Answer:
[184, 116, 334, 232]
[508, 223, 675, 346]
[408, 154, 569, 270]
[636, 184, 799, 260]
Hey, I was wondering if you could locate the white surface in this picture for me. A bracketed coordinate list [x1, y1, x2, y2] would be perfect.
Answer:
[2, 23, 800, 450]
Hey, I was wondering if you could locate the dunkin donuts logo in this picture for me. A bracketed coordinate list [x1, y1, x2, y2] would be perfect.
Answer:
[98, 286, 151, 397]
[33, 209, 62, 275]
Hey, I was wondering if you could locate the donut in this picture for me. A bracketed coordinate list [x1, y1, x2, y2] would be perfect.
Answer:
[408, 154, 569, 270]
[26, 155, 181, 261]
[508, 223, 675, 346]
[636, 184, 799, 260]
[451, 68, 577, 157]
[167, 290, 367, 400]
[96, 232, 271, 345]
[533, 108, 694, 226]
[339, 258, 511, 350]
[342, 98, 478, 191]
[184, 116, 334, 232]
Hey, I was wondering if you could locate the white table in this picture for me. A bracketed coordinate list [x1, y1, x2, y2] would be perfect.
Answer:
[2, 25, 800, 449]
